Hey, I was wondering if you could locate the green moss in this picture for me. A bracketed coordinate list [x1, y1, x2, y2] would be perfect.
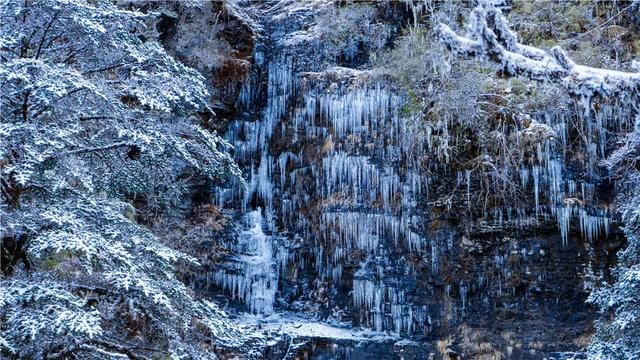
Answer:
[510, 78, 528, 96]
[401, 90, 422, 118]
[40, 250, 78, 270]
[513, 0, 534, 15]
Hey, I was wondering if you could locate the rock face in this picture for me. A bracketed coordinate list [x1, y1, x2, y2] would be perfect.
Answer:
[154, 1, 257, 120]
[163, 1, 624, 359]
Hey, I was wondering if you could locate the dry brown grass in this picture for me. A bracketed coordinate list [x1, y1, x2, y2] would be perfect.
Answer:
[574, 333, 592, 348]
[459, 325, 505, 360]
[437, 337, 453, 358]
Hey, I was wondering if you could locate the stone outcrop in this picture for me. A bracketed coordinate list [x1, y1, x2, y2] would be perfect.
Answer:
[161, 1, 627, 359]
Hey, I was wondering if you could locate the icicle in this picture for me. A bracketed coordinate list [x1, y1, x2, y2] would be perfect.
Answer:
[353, 278, 410, 333]
[520, 168, 529, 190]
[465, 170, 471, 208]
[460, 283, 468, 311]
[557, 204, 611, 245]
[557, 205, 571, 247]
[578, 207, 611, 243]
[431, 240, 439, 274]
[532, 165, 540, 213]
[321, 211, 424, 254]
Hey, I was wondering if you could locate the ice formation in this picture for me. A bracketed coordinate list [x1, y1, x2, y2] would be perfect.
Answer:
[353, 278, 414, 334]
[207, 2, 622, 336]
[208, 209, 278, 315]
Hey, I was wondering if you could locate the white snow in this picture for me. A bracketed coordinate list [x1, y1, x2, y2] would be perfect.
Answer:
[239, 313, 398, 341]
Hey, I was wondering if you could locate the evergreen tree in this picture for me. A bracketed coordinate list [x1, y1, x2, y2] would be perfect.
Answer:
[0, 0, 245, 358]
[587, 125, 640, 359]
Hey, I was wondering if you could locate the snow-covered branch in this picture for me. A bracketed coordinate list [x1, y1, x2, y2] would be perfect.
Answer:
[54, 141, 133, 158]
[434, 4, 640, 101]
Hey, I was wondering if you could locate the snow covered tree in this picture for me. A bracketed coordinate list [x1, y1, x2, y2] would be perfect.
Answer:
[586, 123, 640, 359]
[434, 1, 640, 358]
[0, 0, 247, 358]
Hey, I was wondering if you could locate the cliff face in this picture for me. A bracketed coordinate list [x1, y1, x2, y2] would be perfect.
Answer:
[157, 1, 629, 359]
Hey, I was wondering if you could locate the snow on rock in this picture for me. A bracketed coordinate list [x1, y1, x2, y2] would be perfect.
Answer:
[239, 313, 398, 341]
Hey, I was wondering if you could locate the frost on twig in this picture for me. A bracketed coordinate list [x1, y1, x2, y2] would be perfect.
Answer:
[434, 3, 640, 102]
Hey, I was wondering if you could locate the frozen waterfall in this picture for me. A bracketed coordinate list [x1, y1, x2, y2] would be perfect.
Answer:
[210, 209, 278, 315]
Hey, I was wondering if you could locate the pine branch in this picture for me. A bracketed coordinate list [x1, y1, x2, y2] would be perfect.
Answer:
[62, 142, 132, 156]
[40, 141, 134, 163]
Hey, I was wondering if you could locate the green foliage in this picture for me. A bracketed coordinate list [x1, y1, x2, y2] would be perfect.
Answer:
[401, 90, 422, 118]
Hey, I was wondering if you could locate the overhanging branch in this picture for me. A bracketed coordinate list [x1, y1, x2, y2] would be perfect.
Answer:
[434, 4, 640, 101]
